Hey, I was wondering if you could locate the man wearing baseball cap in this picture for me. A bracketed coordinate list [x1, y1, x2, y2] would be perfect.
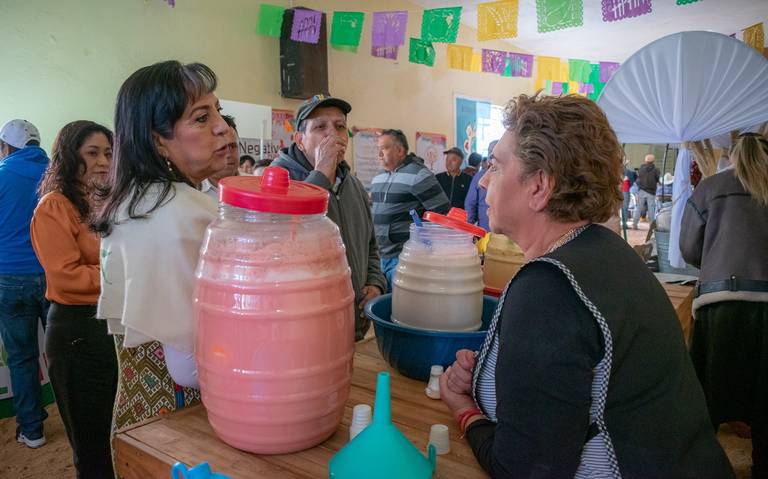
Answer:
[436, 147, 473, 209]
[0, 119, 50, 448]
[272, 95, 386, 341]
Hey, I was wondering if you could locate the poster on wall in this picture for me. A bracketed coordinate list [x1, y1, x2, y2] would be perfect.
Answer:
[220, 99, 272, 140]
[238, 137, 262, 160]
[455, 96, 492, 158]
[352, 127, 382, 190]
[0, 320, 54, 418]
[236, 109, 296, 162]
[267, 109, 295, 159]
[415, 132, 448, 173]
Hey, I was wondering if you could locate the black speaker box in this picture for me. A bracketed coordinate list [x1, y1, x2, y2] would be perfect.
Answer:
[280, 7, 330, 99]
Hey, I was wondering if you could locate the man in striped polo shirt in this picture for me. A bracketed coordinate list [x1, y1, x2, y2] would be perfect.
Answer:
[371, 129, 450, 291]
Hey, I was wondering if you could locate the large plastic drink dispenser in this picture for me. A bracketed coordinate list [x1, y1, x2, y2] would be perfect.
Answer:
[483, 233, 526, 292]
[194, 167, 355, 454]
[391, 208, 486, 331]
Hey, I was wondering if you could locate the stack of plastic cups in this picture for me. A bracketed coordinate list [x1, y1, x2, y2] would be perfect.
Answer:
[428, 424, 450, 455]
[349, 404, 372, 441]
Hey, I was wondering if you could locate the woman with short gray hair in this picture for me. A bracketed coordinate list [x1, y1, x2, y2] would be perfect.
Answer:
[440, 93, 734, 478]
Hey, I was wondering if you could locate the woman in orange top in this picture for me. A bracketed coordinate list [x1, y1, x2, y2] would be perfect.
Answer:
[31, 121, 117, 479]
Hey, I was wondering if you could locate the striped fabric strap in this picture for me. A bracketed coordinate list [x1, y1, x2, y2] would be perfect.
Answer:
[471, 282, 510, 408]
[471, 225, 591, 404]
[534, 257, 622, 479]
[470, 223, 622, 478]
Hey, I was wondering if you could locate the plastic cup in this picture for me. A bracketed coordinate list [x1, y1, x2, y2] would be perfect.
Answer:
[425, 365, 443, 399]
[428, 424, 450, 455]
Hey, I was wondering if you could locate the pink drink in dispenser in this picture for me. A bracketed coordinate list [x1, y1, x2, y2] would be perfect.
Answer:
[194, 167, 355, 454]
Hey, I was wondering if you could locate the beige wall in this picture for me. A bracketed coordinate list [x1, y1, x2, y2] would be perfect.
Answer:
[0, 0, 532, 161]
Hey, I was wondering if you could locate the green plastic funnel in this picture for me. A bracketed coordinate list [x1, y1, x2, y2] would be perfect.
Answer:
[329, 372, 437, 478]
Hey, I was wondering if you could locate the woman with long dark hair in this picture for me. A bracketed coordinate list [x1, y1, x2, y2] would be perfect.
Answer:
[93, 60, 227, 430]
[31, 120, 117, 478]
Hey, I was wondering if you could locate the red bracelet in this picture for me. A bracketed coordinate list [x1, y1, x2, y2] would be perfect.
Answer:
[455, 407, 483, 433]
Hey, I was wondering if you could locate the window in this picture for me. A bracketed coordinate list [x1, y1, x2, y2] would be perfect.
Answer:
[476, 104, 505, 157]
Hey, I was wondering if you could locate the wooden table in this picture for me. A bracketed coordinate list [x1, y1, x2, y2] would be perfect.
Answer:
[114, 338, 487, 479]
[661, 282, 695, 344]
[114, 285, 694, 479]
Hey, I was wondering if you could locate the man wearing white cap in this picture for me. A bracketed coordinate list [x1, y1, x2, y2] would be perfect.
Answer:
[0, 119, 50, 448]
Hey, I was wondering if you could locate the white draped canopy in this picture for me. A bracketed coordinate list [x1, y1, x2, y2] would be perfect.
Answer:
[598, 31, 768, 144]
[598, 31, 768, 268]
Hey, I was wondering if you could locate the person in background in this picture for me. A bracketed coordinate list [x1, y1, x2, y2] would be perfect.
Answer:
[0, 119, 50, 449]
[201, 114, 239, 201]
[371, 129, 450, 290]
[681, 132, 768, 478]
[271, 95, 386, 340]
[632, 154, 660, 229]
[31, 121, 117, 477]
[439, 93, 734, 478]
[716, 151, 731, 172]
[465, 141, 497, 231]
[630, 166, 643, 218]
[436, 147, 472, 209]
[93, 60, 226, 430]
[239, 155, 256, 175]
[252, 158, 272, 176]
[657, 172, 674, 206]
[691, 159, 703, 188]
[463, 152, 482, 177]
[621, 161, 637, 228]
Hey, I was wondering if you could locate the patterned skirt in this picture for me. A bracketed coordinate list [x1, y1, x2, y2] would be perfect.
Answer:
[112, 336, 200, 431]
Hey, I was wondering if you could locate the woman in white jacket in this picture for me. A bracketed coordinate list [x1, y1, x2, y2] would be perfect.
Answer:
[93, 60, 230, 430]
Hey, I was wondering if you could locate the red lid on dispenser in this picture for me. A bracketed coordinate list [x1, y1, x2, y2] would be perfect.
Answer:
[219, 166, 328, 215]
[423, 207, 486, 237]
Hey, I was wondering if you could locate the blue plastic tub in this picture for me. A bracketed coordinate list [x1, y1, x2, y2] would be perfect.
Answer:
[364, 294, 498, 381]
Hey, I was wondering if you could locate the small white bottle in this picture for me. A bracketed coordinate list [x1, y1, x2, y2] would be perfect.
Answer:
[425, 365, 444, 399]
[349, 404, 372, 441]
